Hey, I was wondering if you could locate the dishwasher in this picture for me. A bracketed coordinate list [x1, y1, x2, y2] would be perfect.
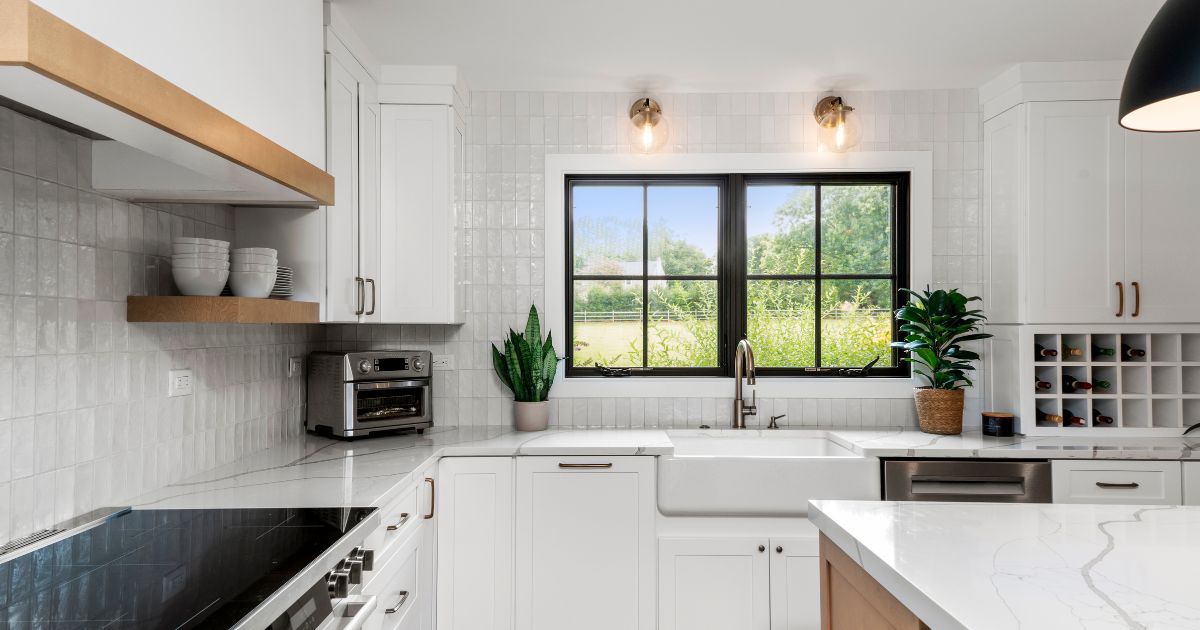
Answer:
[883, 460, 1053, 503]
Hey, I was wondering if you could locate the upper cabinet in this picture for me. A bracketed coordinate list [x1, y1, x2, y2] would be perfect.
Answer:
[0, 0, 332, 205]
[984, 64, 1200, 325]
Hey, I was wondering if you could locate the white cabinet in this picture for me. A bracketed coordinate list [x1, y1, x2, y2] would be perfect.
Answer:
[1125, 132, 1200, 323]
[1183, 462, 1200, 505]
[378, 104, 464, 324]
[658, 537, 819, 630]
[436, 457, 514, 630]
[515, 457, 655, 630]
[361, 466, 437, 630]
[659, 538, 770, 630]
[324, 49, 372, 322]
[768, 538, 821, 630]
[985, 98, 1200, 325]
[1051, 460, 1182, 505]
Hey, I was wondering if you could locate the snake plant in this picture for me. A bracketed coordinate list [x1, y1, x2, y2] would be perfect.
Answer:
[492, 305, 560, 402]
[890, 287, 992, 390]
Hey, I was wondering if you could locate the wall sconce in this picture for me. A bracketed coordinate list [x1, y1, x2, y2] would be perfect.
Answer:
[813, 96, 862, 153]
[629, 98, 669, 153]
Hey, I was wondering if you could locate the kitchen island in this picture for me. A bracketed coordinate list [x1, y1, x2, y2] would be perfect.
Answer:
[809, 499, 1200, 629]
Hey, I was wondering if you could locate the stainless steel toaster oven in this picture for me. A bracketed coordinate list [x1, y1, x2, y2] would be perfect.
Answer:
[306, 351, 433, 438]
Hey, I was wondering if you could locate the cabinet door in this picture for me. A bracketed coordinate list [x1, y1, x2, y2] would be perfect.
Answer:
[658, 538, 769, 630]
[1051, 460, 1182, 505]
[1125, 131, 1200, 323]
[769, 537, 821, 630]
[379, 105, 457, 324]
[515, 457, 655, 630]
[436, 457, 513, 630]
[1026, 100, 1125, 323]
[359, 85, 382, 322]
[1184, 462, 1200, 506]
[324, 53, 362, 323]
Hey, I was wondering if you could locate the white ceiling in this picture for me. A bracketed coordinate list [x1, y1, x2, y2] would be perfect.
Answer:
[332, 0, 1163, 92]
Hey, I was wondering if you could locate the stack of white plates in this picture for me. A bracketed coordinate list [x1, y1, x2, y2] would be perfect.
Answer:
[230, 247, 278, 298]
[172, 238, 230, 296]
[270, 266, 294, 299]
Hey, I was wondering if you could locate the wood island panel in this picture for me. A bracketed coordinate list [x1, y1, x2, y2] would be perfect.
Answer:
[820, 534, 929, 630]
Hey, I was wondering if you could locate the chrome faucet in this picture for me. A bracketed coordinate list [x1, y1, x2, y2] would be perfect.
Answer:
[732, 339, 757, 428]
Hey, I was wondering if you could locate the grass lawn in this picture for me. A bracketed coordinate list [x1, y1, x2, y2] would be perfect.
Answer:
[571, 316, 893, 368]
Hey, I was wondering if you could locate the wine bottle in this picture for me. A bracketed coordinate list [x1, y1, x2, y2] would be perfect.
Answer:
[1062, 375, 1093, 392]
[1092, 379, 1112, 391]
[1035, 344, 1059, 358]
[1036, 408, 1063, 425]
[1093, 345, 1116, 357]
[1063, 408, 1086, 426]
[1122, 344, 1146, 359]
[1034, 378, 1053, 391]
[1063, 345, 1084, 358]
[1092, 409, 1114, 425]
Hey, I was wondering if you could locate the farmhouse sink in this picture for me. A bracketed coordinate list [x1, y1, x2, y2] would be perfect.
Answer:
[658, 430, 880, 517]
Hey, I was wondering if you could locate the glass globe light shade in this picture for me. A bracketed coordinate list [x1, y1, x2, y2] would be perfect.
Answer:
[629, 98, 670, 153]
[814, 97, 862, 153]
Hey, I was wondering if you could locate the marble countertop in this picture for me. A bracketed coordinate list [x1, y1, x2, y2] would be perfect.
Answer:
[129, 426, 1200, 511]
[810, 499, 1200, 630]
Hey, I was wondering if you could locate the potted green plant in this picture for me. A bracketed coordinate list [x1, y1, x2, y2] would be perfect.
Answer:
[890, 288, 992, 435]
[492, 305, 560, 431]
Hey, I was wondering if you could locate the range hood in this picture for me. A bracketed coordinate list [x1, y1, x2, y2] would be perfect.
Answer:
[0, 0, 334, 206]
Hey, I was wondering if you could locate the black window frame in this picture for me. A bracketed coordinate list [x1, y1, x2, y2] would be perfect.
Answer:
[565, 172, 910, 378]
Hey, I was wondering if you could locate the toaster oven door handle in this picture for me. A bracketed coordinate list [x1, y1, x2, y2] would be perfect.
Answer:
[352, 380, 428, 390]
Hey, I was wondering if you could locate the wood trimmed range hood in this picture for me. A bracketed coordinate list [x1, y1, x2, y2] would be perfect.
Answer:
[0, 0, 334, 206]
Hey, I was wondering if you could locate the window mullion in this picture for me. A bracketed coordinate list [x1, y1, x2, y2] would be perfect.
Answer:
[813, 183, 822, 368]
[642, 183, 649, 369]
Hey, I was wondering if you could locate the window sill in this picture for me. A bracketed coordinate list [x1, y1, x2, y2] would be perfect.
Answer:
[550, 376, 918, 399]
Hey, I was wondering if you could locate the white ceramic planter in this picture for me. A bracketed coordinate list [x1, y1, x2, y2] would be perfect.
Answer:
[514, 401, 549, 431]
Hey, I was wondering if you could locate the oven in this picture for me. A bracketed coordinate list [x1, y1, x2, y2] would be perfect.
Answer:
[307, 351, 433, 438]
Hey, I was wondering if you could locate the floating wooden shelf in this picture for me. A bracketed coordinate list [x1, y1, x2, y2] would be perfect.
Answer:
[127, 296, 319, 324]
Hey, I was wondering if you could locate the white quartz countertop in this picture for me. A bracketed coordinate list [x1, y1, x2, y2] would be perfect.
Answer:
[809, 499, 1200, 630]
[129, 426, 1200, 511]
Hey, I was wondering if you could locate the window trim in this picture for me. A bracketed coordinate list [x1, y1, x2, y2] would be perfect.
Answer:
[544, 152, 934, 398]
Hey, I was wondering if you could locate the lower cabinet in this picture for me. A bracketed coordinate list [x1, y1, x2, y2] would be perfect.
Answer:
[515, 456, 656, 630]
[659, 537, 820, 630]
[363, 464, 438, 630]
[1051, 460, 1182, 505]
[1185, 462, 1200, 506]
[436, 457, 514, 630]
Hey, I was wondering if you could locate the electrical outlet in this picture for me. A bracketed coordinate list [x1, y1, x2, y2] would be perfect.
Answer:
[168, 369, 193, 397]
[432, 355, 455, 370]
[288, 356, 303, 378]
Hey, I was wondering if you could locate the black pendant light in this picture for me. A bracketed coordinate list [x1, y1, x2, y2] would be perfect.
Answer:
[1119, 0, 1200, 132]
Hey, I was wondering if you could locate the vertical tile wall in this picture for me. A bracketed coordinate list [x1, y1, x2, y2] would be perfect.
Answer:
[0, 105, 317, 542]
[326, 88, 986, 431]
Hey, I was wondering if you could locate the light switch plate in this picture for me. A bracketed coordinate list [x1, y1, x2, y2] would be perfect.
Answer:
[432, 355, 455, 370]
[288, 356, 303, 378]
[168, 369, 193, 397]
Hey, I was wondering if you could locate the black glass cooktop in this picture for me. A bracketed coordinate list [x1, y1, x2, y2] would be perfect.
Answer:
[0, 507, 374, 629]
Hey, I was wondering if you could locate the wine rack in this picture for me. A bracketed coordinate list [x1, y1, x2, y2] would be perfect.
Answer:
[998, 326, 1200, 436]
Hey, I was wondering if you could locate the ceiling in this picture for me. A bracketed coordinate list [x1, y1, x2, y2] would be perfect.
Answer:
[332, 0, 1163, 92]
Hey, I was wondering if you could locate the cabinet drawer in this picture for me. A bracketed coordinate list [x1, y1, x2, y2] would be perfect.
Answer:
[366, 482, 421, 562]
[364, 529, 423, 630]
[1052, 460, 1182, 505]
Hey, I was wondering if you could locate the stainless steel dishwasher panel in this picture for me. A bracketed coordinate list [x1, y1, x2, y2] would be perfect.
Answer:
[883, 460, 1053, 503]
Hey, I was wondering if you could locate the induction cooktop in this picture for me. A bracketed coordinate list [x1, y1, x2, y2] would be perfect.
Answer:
[0, 507, 375, 629]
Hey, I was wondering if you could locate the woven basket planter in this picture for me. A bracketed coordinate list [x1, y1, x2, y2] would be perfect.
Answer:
[913, 388, 965, 435]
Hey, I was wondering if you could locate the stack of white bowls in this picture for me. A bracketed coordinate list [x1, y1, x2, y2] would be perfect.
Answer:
[230, 247, 278, 298]
[172, 238, 230, 296]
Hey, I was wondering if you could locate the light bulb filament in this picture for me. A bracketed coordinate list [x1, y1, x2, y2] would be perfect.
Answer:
[642, 122, 654, 150]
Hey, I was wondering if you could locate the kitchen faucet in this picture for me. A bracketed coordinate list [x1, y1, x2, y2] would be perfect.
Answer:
[732, 339, 757, 428]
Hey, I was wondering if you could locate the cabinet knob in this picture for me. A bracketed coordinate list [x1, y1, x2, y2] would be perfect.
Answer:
[776, 546, 783, 553]
[758, 545, 765, 553]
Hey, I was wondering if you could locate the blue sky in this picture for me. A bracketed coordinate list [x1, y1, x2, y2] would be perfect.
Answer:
[573, 184, 809, 259]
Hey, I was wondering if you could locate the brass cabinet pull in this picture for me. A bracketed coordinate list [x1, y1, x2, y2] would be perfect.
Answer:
[365, 278, 376, 316]
[354, 277, 365, 316]
[423, 478, 435, 519]
[386, 512, 410, 531]
[558, 463, 613, 469]
[384, 591, 410, 614]
[1096, 481, 1140, 489]
[1115, 281, 1124, 317]
[1131, 281, 1141, 317]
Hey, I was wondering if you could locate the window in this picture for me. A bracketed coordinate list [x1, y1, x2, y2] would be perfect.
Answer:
[565, 173, 909, 378]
